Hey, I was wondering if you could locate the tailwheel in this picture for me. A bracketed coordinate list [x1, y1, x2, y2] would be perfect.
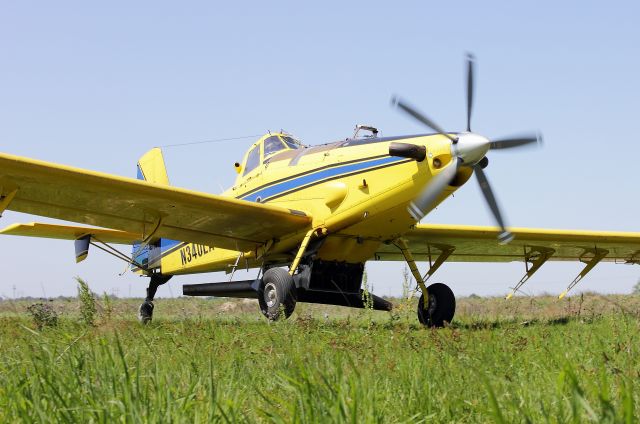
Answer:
[417, 283, 456, 328]
[138, 274, 171, 324]
[258, 267, 297, 320]
[138, 300, 154, 324]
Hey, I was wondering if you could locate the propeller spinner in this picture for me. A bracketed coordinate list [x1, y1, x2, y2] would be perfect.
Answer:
[392, 53, 542, 244]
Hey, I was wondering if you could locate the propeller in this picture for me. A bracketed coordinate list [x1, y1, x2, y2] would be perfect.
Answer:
[391, 96, 457, 143]
[490, 134, 541, 150]
[472, 163, 513, 244]
[407, 157, 460, 221]
[392, 54, 542, 244]
[466, 53, 474, 132]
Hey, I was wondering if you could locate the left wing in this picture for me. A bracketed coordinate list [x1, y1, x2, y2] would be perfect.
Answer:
[375, 223, 640, 263]
[0, 152, 311, 251]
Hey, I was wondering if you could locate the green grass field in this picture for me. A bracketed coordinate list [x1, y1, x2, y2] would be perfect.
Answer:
[1, 292, 638, 423]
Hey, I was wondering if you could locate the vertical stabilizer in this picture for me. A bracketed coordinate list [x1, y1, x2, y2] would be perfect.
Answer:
[133, 147, 170, 273]
[137, 148, 170, 185]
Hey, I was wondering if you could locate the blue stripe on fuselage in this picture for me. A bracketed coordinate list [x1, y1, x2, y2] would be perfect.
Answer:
[161, 239, 181, 250]
[136, 165, 144, 181]
[239, 156, 407, 202]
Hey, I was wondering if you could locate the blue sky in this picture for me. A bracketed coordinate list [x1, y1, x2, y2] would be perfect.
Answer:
[1, 1, 639, 299]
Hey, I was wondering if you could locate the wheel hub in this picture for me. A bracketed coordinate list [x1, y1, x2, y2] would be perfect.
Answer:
[427, 293, 437, 316]
[264, 282, 277, 308]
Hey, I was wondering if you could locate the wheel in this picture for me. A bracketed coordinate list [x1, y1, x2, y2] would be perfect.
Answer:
[417, 283, 455, 327]
[138, 300, 154, 324]
[258, 268, 297, 320]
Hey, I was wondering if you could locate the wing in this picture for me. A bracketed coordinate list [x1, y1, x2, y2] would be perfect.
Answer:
[0, 152, 311, 251]
[0, 222, 140, 245]
[375, 223, 640, 264]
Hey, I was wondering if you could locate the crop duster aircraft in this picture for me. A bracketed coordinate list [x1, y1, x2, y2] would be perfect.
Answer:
[1, 55, 639, 326]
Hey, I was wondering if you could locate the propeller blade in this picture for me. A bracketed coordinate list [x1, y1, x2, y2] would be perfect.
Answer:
[408, 158, 460, 221]
[490, 133, 542, 150]
[391, 96, 457, 143]
[473, 164, 514, 244]
[466, 53, 475, 132]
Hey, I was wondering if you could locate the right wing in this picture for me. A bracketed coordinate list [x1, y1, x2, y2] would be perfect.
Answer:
[0, 152, 312, 251]
[374, 223, 640, 263]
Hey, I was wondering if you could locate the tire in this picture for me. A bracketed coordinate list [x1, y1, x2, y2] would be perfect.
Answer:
[417, 283, 456, 328]
[138, 300, 154, 324]
[258, 268, 297, 320]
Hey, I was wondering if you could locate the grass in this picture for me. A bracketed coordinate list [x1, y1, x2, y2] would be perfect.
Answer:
[0, 293, 638, 422]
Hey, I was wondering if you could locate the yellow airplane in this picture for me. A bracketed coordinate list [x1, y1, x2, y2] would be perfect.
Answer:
[1, 55, 639, 326]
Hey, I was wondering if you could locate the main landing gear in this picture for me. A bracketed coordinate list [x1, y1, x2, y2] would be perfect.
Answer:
[395, 239, 456, 327]
[253, 265, 456, 327]
[138, 274, 171, 324]
[258, 267, 297, 320]
[417, 282, 456, 327]
[181, 234, 456, 327]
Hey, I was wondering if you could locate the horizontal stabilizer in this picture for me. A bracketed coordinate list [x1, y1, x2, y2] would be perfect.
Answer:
[0, 222, 141, 245]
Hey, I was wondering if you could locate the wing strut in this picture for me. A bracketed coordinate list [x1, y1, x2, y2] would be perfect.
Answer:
[90, 235, 147, 272]
[395, 239, 430, 303]
[558, 248, 609, 299]
[0, 189, 18, 217]
[73, 233, 146, 271]
[506, 246, 555, 299]
[423, 244, 455, 282]
[227, 252, 244, 281]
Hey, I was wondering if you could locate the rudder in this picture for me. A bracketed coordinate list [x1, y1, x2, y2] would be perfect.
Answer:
[137, 147, 170, 185]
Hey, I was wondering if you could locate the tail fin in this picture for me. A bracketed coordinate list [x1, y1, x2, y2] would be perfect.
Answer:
[137, 148, 170, 185]
[133, 148, 169, 273]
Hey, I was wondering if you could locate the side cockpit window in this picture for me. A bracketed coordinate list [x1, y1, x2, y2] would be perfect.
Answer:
[263, 136, 286, 157]
[244, 145, 260, 175]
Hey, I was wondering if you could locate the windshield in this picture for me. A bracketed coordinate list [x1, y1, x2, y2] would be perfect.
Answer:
[263, 136, 286, 157]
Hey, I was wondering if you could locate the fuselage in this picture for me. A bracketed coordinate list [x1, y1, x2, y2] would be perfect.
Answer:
[158, 132, 470, 275]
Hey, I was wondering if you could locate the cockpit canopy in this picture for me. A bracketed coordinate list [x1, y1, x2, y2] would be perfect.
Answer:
[236, 133, 303, 177]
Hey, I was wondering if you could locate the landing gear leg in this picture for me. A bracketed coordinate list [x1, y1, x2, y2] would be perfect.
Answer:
[394, 239, 456, 327]
[139, 274, 172, 324]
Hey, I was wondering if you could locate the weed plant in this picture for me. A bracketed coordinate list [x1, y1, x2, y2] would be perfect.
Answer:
[76, 277, 96, 326]
[0, 294, 638, 422]
[26, 302, 58, 330]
